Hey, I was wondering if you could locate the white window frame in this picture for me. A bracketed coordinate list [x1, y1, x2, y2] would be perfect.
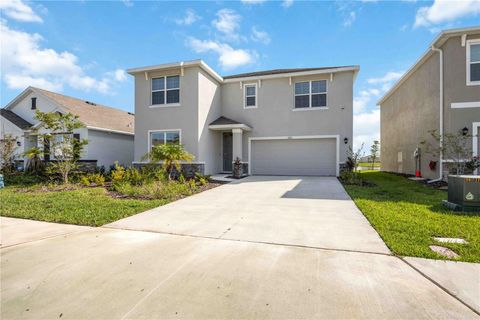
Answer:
[150, 75, 181, 107]
[147, 129, 182, 151]
[243, 83, 258, 109]
[293, 79, 328, 110]
[466, 39, 480, 86]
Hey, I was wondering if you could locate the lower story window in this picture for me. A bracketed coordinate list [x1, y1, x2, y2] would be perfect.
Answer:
[150, 130, 180, 150]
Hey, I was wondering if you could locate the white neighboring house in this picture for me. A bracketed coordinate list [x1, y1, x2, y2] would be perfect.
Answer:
[0, 87, 134, 169]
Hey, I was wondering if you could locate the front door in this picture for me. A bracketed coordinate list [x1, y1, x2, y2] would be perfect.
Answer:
[223, 132, 233, 172]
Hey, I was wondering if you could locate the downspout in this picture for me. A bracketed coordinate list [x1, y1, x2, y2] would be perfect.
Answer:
[429, 45, 444, 183]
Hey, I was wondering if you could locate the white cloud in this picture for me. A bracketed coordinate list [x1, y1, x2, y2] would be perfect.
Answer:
[175, 9, 200, 26]
[113, 69, 127, 82]
[122, 0, 133, 7]
[0, 0, 43, 23]
[212, 9, 243, 42]
[354, 109, 380, 151]
[0, 20, 123, 94]
[187, 37, 256, 70]
[367, 71, 404, 85]
[282, 0, 294, 8]
[251, 27, 271, 44]
[343, 11, 356, 27]
[414, 0, 480, 28]
[353, 88, 380, 114]
[241, 0, 267, 4]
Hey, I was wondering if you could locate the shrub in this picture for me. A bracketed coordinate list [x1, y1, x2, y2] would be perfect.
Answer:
[80, 176, 91, 186]
[89, 173, 105, 186]
[112, 180, 197, 200]
[194, 172, 210, 186]
[110, 162, 126, 183]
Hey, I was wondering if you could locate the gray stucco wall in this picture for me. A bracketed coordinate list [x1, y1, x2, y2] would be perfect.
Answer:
[197, 69, 222, 174]
[380, 32, 480, 179]
[133, 67, 199, 162]
[221, 71, 354, 163]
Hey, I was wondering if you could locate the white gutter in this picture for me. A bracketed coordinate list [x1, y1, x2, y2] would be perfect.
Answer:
[429, 45, 444, 183]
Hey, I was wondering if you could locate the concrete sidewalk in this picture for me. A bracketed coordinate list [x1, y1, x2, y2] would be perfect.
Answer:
[1, 228, 478, 319]
[0, 217, 90, 247]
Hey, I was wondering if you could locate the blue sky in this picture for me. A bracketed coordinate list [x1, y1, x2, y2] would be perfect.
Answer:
[1, 0, 480, 150]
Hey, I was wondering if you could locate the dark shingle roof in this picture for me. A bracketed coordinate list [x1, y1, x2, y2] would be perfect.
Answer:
[223, 66, 354, 80]
[209, 116, 242, 126]
[0, 109, 32, 129]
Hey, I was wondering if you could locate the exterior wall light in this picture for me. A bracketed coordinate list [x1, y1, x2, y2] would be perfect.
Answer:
[16, 141, 21, 147]
[344, 137, 348, 144]
[462, 127, 469, 136]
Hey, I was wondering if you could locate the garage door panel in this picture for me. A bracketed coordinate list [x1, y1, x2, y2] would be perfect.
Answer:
[251, 138, 336, 176]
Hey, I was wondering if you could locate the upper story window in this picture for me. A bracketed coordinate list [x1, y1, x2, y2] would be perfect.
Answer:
[467, 39, 480, 85]
[150, 130, 180, 150]
[244, 83, 257, 108]
[294, 80, 327, 109]
[151, 75, 180, 106]
[31, 97, 37, 110]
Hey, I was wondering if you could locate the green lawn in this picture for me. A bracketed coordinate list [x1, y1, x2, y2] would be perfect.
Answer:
[0, 177, 166, 226]
[358, 162, 380, 167]
[343, 171, 480, 263]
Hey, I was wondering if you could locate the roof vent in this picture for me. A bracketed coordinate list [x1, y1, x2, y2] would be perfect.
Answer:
[127, 112, 134, 115]
[85, 101, 96, 106]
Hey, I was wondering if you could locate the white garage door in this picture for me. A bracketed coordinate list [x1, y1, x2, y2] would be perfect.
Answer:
[251, 138, 337, 176]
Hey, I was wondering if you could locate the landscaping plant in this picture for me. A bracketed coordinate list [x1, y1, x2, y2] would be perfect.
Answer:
[343, 144, 364, 185]
[34, 111, 88, 184]
[0, 134, 18, 173]
[24, 147, 44, 173]
[142, 144, 194, 180]
[421, 129, 474, 175]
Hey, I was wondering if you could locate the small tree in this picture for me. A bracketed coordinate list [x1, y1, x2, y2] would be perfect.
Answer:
[0, 134, 18, 173]
[370, 140, 380, 169]
[142, 144, 194, 180]
[420, 129, 473, 175]
[346, 143, 364, 183]
[34, 111, 88, 183]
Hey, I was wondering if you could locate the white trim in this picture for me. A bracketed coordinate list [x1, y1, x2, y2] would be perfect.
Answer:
[466, 39, 480, 86]
[243, 83, 258, 109]
[451, 101, 480, 109]
[148, 103, 181, 109]
[292, 107, 329, 112]
[147, 129, 182, 151]
[378, 26, 480, 105]
[86, 126, 134, 136]
[209, 124, 252, 131]
[293, 79, 328, 109]
[150, 75, 180, 106]
[224, 66, 360, 83]
[473, 122, 480, 175]
[127, 59, 223, 83]
[247, 135, 340, 176]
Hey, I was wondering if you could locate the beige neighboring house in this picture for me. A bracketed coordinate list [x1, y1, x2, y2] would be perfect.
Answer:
[0, 87, 134, 169]
[128, 60, 358, 176]
[378, 26, 480, 180]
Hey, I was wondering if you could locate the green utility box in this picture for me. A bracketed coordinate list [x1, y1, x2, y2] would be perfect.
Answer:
[446, 175, 480, 212]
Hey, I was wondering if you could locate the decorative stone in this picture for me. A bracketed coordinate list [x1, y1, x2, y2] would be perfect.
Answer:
[433, 237, 468, 244]
[429, 245, 460, 259]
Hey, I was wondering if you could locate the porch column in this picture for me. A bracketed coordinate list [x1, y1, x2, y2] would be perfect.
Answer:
[232, 128, 243, 162]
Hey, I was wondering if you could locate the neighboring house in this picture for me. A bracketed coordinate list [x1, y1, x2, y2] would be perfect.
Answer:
[128, 60, 358, 176]
[378, 27, 480, 179]
[0, 87, 134, 169]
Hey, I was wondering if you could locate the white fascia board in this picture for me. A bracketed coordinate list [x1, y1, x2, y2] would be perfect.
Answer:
[223, 66, 360, 83]
[127, 60, 223, 83]
[378, 26, 480, 106]
[87, 126, 134, 136]
[208, 124, 252, 131]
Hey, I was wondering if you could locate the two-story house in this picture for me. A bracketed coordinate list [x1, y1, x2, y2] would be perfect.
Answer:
[378, 26, 480, 179]
[128, 60, 358, 176]
[1, 87, 134, 169]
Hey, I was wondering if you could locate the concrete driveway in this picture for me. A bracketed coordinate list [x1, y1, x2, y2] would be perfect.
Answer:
[2, 176, 479, 319]
[107, 176, 390, 254]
